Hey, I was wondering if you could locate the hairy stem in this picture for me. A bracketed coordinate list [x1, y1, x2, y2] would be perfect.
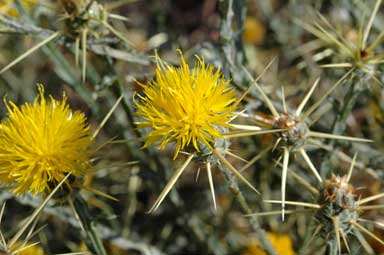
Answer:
[332, 78, 365, 136]
[320, 76, 365, 177]
[325, 239, 339, 255]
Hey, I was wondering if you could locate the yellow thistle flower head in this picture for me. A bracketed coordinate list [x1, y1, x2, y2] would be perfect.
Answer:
[135, 51, 236, 158]
[0, 84, 94, 195]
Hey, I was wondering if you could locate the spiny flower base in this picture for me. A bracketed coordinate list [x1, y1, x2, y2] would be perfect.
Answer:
[272, 112, 309, 150]
[315, 175, 358, 252]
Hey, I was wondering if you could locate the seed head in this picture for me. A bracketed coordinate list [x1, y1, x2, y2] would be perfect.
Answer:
[315, 175, 358, 238]
[272, 112, 309, 150]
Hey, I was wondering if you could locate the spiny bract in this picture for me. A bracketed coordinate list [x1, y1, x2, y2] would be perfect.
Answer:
[135, 52, 236, 158]
[0, 84, 94, 195]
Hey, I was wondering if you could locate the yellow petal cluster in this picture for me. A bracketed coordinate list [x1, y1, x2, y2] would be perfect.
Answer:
[0, 85, 93, 195]
[135, 53, 236, 158]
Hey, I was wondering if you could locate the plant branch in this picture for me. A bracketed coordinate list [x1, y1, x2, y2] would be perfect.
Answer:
[217, 163, 278, 255]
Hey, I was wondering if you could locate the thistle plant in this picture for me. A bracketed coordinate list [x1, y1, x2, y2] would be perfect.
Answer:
[295, 0, 384, 176]
[0, 84, 94, 195]
[135, 52, 259, 212]
[0, 84, 120, 255]
[59, 0, 134, 82]
[299, 0, 384, 85]
[0, 173, 72, 255]
[227, 67, 371, 219]
[0, 0, 133, 82]
[250, 156, 384, 254]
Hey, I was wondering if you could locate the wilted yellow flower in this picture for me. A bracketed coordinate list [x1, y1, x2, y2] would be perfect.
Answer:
[242, 232, 295, 255]
[0, 84, 94, 195]
[135, 52, 236, 158]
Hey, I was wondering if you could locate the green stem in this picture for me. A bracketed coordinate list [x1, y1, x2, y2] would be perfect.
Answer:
[320, 76, 365, 177]
[217, 164, 278, 255]
[71, 193, 107, 255]
[332, 78, 364, 136]
[325, 240, 338, 255]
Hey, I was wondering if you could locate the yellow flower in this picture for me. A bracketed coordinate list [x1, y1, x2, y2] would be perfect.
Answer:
[0, 84, 94, 195]
[243, 16, 266, 45]
[14, 242, 44, 255]
[0, 0, 37, 17]
[135, 52, 236, 158]
[242, 232, 295, 255]
[80, 240, 129, 255]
